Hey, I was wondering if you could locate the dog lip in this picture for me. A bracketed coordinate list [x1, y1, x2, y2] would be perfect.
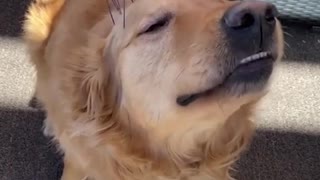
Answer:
[176, 51, 275, 106]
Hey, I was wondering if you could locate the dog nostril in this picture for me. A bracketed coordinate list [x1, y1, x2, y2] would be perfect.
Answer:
[226, 12, 255, 30]
[224, 9, 256, 30]
[265, 7, 276, 23]
[238, 13, 255, 29]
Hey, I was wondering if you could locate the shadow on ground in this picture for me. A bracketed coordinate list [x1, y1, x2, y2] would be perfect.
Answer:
[0, 0, 32, 37]
[0, 106, 319, 180]
[0, 107, 63, 180]
[236, 129, 320, 180]
[281, 21, 320, 64]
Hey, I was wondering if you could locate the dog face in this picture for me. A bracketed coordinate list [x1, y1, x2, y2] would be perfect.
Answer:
[103, 0, 283, 141]
[23, 0, 284, 178]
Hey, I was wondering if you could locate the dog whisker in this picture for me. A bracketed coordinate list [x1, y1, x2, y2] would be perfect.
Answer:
[111, 0, 121, 13]
[282, 51, 288, 58]
[107, 0, 135, 28]
[107, 0, 115, 25]
[284, 40, 291, 48]
[175, 68, 185, 81]
[283, 31, 293, 37]
[193, 59, 203, 66]
[123, 0, 126, 28]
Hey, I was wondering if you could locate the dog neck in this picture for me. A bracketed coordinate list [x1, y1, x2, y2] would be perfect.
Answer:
[92, 102, 255, 179]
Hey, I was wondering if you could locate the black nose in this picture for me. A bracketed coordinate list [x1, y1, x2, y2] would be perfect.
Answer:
[224, 1, 277, 30]
[222, 1, 278, 54]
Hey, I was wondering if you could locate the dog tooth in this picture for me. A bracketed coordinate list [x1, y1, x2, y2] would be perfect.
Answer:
[259, 52, 264, 57]
[241, 58, 247, 64]
[257, 53, 262, 59]
[253, 54, 260, 60]
[262, 52, 267, 57]
[251, 55, 256, 60]
[243, 57, 252, 63]
[240, 58, 248, 64]
[240, 51, 272, 64]
[248, 57, 252, 62]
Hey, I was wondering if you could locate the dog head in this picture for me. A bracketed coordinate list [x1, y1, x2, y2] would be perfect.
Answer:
[101, 0, 283, 137]
[74, 0, 284, 174]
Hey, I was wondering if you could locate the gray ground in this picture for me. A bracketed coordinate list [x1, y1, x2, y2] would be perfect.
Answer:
[1, 0, 320, 179]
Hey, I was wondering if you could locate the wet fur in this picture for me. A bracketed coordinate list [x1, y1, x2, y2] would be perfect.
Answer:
[23, 0, 282, 179]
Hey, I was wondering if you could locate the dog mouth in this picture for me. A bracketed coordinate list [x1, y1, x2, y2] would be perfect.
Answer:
[177, 51, 275, 106]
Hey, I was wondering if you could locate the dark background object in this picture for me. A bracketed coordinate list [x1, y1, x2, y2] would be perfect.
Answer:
[0, 0, 32, 37]
[265, 0, 320, 25]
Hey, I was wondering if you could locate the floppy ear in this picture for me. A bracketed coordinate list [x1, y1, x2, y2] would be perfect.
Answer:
[62, 32, 119, 131]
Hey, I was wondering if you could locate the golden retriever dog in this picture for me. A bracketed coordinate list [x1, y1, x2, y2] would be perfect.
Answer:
[23, 0, 283, 179]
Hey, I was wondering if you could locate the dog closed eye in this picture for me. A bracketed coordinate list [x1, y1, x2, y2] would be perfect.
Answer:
[138, 13, 173, 35]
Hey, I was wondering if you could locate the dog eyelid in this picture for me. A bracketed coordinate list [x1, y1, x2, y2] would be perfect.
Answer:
[138, 12, 174, 35]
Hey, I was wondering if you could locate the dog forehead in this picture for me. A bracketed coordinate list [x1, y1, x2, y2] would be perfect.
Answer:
[175, 0, 228, 10]
[126, 0, 219, 16]
[123, 0, 227, 24]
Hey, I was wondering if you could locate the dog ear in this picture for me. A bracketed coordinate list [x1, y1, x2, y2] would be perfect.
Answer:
[62, 33, 119, 128]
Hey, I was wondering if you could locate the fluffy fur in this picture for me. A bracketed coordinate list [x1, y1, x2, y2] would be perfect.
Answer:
[23, 0, 283, 179]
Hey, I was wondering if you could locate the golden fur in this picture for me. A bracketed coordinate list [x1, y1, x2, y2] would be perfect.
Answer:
[23, 0, 283, 179]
